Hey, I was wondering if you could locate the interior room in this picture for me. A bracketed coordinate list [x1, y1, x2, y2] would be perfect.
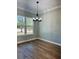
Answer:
[17, 0, 61, 59]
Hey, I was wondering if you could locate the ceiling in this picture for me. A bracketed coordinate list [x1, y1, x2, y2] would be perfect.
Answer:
[17, 0, 61, 14]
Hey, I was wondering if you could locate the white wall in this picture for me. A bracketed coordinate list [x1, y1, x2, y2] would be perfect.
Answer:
[39, 8, 61, 44]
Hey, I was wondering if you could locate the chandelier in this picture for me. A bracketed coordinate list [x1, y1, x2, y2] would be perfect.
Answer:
[33, 1, 42, 22]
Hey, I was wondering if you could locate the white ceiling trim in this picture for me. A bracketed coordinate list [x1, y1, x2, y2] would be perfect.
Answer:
[17, 7, 35, 14]
[41, 5, 61, 14]
[17, 5, 61, 14]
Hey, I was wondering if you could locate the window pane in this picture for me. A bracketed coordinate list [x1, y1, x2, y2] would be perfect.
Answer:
[17, 16, 25, 35]
[26, 17, 33, 34]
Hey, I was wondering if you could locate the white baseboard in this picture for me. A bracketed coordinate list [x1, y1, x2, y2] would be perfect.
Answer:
[39, 38, 61, 46]
[17, 38, 37, 44]
[17, 38, 61, 46]
[31, 38, 61, 46]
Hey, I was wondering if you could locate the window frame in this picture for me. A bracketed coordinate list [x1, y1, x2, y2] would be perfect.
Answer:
[17, 15, 34, 36]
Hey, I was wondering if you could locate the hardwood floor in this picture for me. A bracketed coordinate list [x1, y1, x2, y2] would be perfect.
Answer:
[17, 39, 61, 59]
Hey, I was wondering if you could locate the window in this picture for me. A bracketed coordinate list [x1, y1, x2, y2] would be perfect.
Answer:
[26, 17, 33, 34]
[17, 15, 34, 35]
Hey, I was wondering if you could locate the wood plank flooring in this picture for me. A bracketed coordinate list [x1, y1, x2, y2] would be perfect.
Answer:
[17, 39, 61, 59]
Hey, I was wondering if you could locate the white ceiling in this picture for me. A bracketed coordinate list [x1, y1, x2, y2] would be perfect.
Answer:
[17, 0, 61, 14]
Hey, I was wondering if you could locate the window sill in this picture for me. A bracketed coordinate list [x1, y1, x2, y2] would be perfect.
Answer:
[17, 34, 34, 36]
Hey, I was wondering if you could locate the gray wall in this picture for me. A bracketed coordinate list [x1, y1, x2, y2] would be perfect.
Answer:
[17, 8, 35, 17]
[17, 35, 35, 41]
[17, 7, 61, 44]
[39, 8, 61, 44]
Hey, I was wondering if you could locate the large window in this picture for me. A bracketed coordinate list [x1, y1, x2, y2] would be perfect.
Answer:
[17, 15, 34, 35]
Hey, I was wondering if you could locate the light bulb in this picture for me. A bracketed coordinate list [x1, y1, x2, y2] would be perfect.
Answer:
[36, 17, 38, 19]
[39, 18, 42, 20]
[33, 18, 35, 20]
